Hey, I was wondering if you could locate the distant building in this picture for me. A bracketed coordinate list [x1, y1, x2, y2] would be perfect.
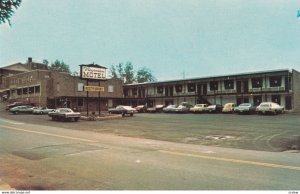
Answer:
[0, 58, 124, 111]
[123, 69, 300, 112]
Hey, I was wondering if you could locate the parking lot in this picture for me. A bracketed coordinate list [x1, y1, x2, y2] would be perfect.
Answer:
[1, 109, 299, 153]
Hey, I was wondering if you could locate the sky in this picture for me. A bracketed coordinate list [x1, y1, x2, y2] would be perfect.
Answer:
[0, 0, 300, 81]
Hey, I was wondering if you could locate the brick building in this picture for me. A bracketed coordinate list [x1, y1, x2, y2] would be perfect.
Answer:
[123, 69, 300, 112]
[0, 58, 124, 111]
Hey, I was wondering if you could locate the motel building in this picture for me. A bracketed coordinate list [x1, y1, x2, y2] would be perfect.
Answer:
[0, 58, 124, 112]
[123, 69, 300, 112]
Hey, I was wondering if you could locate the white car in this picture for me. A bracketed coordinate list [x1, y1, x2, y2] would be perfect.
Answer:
[256, 102, 284, 115]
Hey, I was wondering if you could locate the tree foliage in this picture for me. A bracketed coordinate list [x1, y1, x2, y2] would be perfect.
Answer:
[110, 62, 156, 84]
[136, 67, 156, 83]
[0, 0, 22, 26]
[48, 59, 71, 74]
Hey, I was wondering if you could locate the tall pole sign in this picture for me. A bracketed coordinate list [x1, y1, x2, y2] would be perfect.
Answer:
[80, 64, 107, 116]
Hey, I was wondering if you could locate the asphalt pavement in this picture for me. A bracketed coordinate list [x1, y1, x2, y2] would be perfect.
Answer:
[0, 116, 300, 190]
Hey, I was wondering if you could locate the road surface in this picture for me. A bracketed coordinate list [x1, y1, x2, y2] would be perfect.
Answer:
[0, 117, 299, 190]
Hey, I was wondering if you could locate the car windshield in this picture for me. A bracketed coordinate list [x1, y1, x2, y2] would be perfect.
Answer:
[260, 104, 270, 107]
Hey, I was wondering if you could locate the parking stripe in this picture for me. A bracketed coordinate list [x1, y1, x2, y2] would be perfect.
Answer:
[160, 150, 300, 171]
[0, 125, 96, 143]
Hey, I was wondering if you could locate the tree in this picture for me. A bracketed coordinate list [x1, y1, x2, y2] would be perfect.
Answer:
[136, 67, 156, 83]
[48, 59, 71, 74]
[0, 0, 22, 26]
[42, 59, 49, 65]
[110, 62, 156, 84]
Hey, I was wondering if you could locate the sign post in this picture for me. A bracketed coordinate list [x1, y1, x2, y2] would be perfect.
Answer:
[80, 64, 107, 116]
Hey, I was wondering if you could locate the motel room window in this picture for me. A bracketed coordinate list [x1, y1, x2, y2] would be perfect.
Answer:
[251, 78, 262, 88]
[22, 88, 28, 95]
[157, 86, 164, 94]
[78, 83, 84, 92]
[224, 80, 234, 89]
[17, 89, 22, 95]
[132, 88, 137, 95]
[108, 85, 114, 93]
[209, 81, 218, 91]
[57, 83, 60, 92]
[29, 87, 34, 94]
[123, 88, 129, 97]
[269, 76, 282, 87]
[175, 84, 183, 93]
[187, 83, 195, 92]
[35, 86, 40, 94]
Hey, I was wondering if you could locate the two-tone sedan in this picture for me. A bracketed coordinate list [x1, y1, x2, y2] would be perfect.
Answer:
[234, 103, 256, 114]
[48, 108, 81, 121]
[9, 105, 35, 114]
[108, 105, 137, 116]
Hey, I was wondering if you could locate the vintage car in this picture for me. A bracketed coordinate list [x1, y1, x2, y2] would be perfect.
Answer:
[48, 108, 81, 121]
[162, 105, 177, 113]
[32, 107, 54, 114]
[190, 104, 208, 113]
[9, 105, 35, 114]
[147, 105, 164, 113]
[108, 105, 137, 116]
[222, 103, 236, 113]
[6, 102, 23, 111]
[256, 102, 284, 115]
[234, 103, 256, 114]
[135, 105, 147, 113]
[207, 104, 223, 113]
[174, 105, 191, 113]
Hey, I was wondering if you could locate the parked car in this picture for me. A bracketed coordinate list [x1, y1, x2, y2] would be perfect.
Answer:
[6, 102, 34, 111]
[190, 104, 208, 113]
[207, 104, 223, 113]
[9, 105, 35, 114]
[174, 105, 191, 113]
[234, 103, 256, 114]
[33, 107, 54, 114]
[135, 105, 147, 113]
[222, 103, 236, 113]
[48, 108, 81, 121]
[108, 105, 137, 116]
[163, 105, 177, 113]
[147, 105, 164, 113]
[256, 102, 284, 115]
[6, 102, 23, 111]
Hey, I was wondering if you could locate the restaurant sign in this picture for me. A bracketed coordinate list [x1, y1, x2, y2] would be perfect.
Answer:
[84, 86, 105, 92]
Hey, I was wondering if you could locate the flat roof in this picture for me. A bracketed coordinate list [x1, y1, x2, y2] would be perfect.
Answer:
[125, 69, 293, 86]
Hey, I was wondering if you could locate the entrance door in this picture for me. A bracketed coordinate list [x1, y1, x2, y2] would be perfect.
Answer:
[203, 84, 207, 95]
[237, 81, 241, 94]
[271, 95, 281, 105]
[197, 84, 202, 95]
[243, 80, 249, 93]
[253, 95, 262, 106]
[285, 96, 292, 110]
